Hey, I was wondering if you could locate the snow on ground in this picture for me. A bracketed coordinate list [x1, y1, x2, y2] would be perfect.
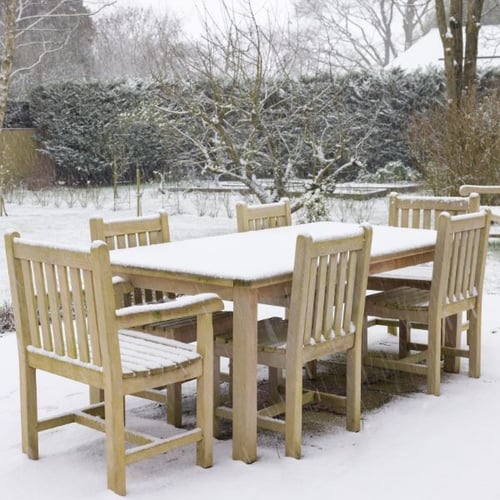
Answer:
[1, 185, 500, 499]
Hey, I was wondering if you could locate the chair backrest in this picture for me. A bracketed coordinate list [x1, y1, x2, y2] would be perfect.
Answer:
[89, 211, 170, 304]
[89, 211, 170, 250]
[388, 192, 480, 229]
[459, 184, 500, 196]
[430, 210, 491, 312]
[286, 225, 372, 361]
[5, 231, 118, 375]
[460, 184, 500, 206]
[236, 198, 292, 232]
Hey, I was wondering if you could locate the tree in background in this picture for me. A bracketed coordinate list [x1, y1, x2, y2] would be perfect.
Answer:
[435, 0, 485, 107]
[91, 6, 186, 82]
[149, 2, 373, 215]
[294, 0, 433, 70]
[0, 0, 112, 127]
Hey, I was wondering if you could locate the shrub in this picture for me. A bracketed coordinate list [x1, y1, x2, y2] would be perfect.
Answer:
[407, 92, 500, 196]
[29, 81, 169, 185]
[0, 301, 15, 334]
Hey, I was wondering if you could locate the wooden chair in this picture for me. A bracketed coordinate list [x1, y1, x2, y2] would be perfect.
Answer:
[236, 197, 292, 232]
[89, 212, 233, 426]
[367, 192, 481, 345]
[368, 192, 481, 291]
[5, 231, 223, 495]
[459, 184, 500, 223]
[215, 225, 373, 457]
[363, 210, 491, 396]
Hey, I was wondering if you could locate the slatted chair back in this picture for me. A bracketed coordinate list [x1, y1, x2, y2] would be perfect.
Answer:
[236, 198, 292, 232]
[287, 226, 372, 364]
[89, 211, 170, 249]
[6, 233, 115, 373]
[89, 211, 170, 305]
[388, 192, 480, 229]
[431, 210, 490, 319]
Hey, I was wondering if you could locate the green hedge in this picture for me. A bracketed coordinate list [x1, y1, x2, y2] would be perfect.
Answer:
[25, 71, 449, 186]
[30, 81, 169, 185]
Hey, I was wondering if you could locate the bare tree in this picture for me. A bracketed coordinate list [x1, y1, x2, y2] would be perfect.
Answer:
[435, 0, 484, 107]
[92, 6, 186, 82]
[147, 1, 371, 214]
[0, 0, 113, 126]
[294, 0, 432, 70]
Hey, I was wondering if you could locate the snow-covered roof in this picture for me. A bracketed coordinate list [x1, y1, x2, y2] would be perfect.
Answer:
[388, 25, 500, 71]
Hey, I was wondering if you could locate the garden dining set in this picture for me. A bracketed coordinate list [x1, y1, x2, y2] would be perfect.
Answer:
[5, 188, 493, 495]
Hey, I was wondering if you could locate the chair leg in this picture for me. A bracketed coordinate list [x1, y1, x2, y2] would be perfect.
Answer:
[443, 314, 461, 373]
[427, 319, 441, 396]
[345, 345, 361, 432]
[305, 360, 317, 380]
[268, 367, 283, 402]
[196, 314, 214, 468]
[284, 366, 303, 459]
[399, 320, 410, 358]
[20, 364, 39, 459]
[104, 390, 127, 496]
[89, 386, 104, 405]
[468, 308, 481, 378]
[166, 383, 183, 427]
[213, 353, 223, 439]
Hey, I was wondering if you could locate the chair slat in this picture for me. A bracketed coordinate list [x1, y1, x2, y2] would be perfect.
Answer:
[45, 262, 65, 356]
[58, 264, 77, 358]
[312, 255, 328, 343]
[302, 259, 317, 346]
[342, 252, 358, 335]
[334, 252, 348, 335]
[83, 268, 102, 365]
[467, 229, 480, 293]
[69, 267, 90, 363]
[21, 260, 41, 348]
[33, 261, 53, 351]
[323, 254, 338, 340]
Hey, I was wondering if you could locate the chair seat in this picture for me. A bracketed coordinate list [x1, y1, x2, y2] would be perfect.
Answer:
[28, 329, 203, 379]
[140, 310, 233, 343]
[368, 263, 433, 290]
[367, 287, 431, 312]
[215, 316, 287, 353]
[118, 329, 202, 377]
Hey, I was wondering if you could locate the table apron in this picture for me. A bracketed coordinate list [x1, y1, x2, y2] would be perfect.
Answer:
[114, 271, 292, 306]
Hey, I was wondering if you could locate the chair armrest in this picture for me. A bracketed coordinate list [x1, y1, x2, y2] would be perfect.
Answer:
[115, 293, 224, 329]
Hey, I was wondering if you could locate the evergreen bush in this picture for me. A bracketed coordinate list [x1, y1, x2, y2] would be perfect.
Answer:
[24, 70, 451, 187]
[29, 81, 169, 185]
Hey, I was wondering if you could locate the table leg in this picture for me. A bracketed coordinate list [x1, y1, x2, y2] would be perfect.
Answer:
[232, 286, 258, 463]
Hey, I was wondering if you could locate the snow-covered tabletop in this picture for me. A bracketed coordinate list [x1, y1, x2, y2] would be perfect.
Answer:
[110, 221, 436, 284]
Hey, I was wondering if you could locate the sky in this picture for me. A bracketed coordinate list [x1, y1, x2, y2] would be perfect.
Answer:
[85, 0, 296, 37]
[1, 190, 500, 499]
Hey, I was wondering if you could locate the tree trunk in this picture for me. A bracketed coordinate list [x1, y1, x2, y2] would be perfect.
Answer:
[463, 0, 484, 101]
[0, 0, 18, 127]
[435, 0, 484, 108]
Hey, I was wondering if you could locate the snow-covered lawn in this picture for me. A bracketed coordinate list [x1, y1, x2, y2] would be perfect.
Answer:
[1, 187, 499, 499]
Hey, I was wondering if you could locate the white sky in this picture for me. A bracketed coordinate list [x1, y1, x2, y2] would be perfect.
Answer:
[86, 0, 296, 37]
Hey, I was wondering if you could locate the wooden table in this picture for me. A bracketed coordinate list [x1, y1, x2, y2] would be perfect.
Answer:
[110, 221, 436, 463]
